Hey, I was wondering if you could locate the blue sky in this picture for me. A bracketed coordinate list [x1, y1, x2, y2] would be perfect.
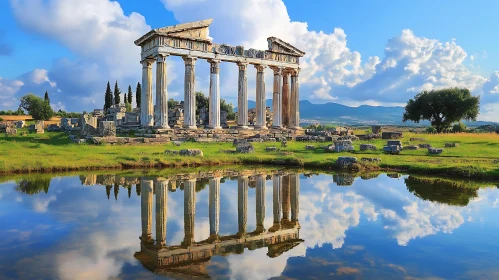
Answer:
[1, 0, 499, 121]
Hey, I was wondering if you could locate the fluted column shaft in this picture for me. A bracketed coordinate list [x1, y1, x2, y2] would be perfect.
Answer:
[183, 179, 196, 246]
[209, 177, 221, 238]
[141, 59, 154, 127]
[208, 60, 221, 129]
[270, 174, 282, 231]
[155, 179, 168, 248]
[238, 176, 248, 236]
[282, 72, 290, 127]
[140, 179, 153, 241]
[237, 63, 249, 129]
[155, 54, 170, 129]
[256, 175, 266, 233]
[291, 174, 300, 223]
[282, 175, 291, 222]
[183, 56, 197, 129]
[255, 65, 267, 129]
[271, 67, 283, 128]
[290, 70, 300, 128]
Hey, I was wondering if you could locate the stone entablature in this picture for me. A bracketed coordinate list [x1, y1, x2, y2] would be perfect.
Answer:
[134, 19, 304, 130]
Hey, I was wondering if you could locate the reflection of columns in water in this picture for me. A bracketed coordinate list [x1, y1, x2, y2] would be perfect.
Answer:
[183, 179, 196, 246]
[290, 174, 300, 225]
[155, 179, 168, 248]
[255, 175, 266, 233]
[140, 179, 153, 241]
[282, 175, 291, 222]
[238, 176, 248, 236]
[271, 174, 282, 231]
[209, 177, 221, 239]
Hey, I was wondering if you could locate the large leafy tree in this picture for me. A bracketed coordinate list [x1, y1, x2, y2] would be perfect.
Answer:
[402, 88, 479, 133]
[195, 91, 209, 116]
[19, 93, 54, 120]
[113, 81, 121, 105]
[104, 81, 113, 111]
[168, 98, 179, 110]
[136, 82, 142, 108]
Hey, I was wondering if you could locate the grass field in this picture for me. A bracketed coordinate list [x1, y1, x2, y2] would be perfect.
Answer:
[0, 115, 61, 126]
[1, 130, 498, 179]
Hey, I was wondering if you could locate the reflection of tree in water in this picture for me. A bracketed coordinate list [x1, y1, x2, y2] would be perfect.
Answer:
[360, 173, 380, 180]
[405, 176, 479, 206]
[15, 176, 52, 195]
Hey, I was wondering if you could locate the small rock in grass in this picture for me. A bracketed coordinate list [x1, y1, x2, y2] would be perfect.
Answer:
[428, 147, 443, 155]
[266, 146, 277, 152]
[361, 157, 381, 163]
[445, 142, 459, 147]
[305, 145, 316, 150]
[336, 156, 358, 168]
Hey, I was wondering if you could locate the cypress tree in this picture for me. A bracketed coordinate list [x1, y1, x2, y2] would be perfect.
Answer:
[104, 81, 112, 111]
[136, 82, 142, 108]
[127, 85, 133, 104]
[114, 81, 121, 105]
[44, 91, 50, 104]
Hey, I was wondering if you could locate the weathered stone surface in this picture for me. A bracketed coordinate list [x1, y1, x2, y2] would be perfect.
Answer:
[428, 147, 443, 154]
[410, 137, 426, 141]
[360, 144, 377, 151]
[357, 134, 381, 141]
[305, 145, 315, 150]
[445, 142, 459, 147]
[265, 146, 277, 152]
[323, 144, 335, 153]
[383, 145, 401, 154]
[405, 145, 419, 150]
[35, 121, 44, 134]
[236, 143, 254, 153]
[173, 141, 182, 146]
[281, 140, 288, 148]
[418, 143, 432, 148]
[5, 127, 17, 136]
[382, 132, 403, 139]
[361, 157, 381, 163]
[14, 121, 25, 128]
[372, 125, 382, 134]
[99, 121, 116, 137]
[387, 140, 402, 147]
[334, 140, 354, 152]
[165, 149, 204, 157]
[336, 156, 358, 168]
[337, 135, 359, 141]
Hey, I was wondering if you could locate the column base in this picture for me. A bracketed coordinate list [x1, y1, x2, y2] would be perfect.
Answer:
[254, 125, 268, 130]
[206, 125, 222, 130]
[154, 125, 171, 129]
[271, 125, 282, 129]
[182, 125, 197, 130]
[237, 125, 250, 130]
[289, 126, 302, 130]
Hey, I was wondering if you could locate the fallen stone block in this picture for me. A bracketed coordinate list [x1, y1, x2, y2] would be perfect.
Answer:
[383, 145, 400, 154]
[336, 156, 358, 168]
[361, 157, 381, 163]
[265, 146, 277, 152]
[382, 132, 403, 139]
[428, 147, 443, 155]
[360, 144, 377, 151]
[418, 143, 432, 148]
[405, 145, 419, 150]
[445, 142, 459, 147]
[305, 145, 316, 150]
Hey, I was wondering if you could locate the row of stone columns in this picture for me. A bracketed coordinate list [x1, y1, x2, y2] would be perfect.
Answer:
[139, 174, 300, 248]
[140, 55, 300, 129]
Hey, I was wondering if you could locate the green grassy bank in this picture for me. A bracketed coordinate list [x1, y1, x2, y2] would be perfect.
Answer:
[1, 131, 499, 179]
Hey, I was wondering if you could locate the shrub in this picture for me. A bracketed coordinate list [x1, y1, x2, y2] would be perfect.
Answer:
[452, 122, 467, 133]
[425, 126, 437, 134]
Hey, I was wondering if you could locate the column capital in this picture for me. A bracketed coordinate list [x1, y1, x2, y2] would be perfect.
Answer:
[254, 64, 266, 73]
[208, 59, 220, 74]
[156, 53, 169, 62]
[290, 68, 300, 77]
[270, 66, 283, 75]
[237, 62, 248, 71]
[282, 70, 291, 77]
[182, 56, 197, 66]
[141, 58, 155, 68]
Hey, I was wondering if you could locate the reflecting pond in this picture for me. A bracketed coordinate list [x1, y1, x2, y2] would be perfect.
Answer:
[1, 169, 499, 279]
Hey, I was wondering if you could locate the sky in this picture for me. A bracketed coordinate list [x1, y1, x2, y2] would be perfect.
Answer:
[1, 0, 499, 121]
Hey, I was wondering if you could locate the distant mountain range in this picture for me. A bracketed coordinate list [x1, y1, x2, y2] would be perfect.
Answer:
[235, 100, 497, 127]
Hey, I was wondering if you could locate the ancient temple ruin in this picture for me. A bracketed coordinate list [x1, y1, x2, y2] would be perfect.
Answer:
[134, 19, 304, 130]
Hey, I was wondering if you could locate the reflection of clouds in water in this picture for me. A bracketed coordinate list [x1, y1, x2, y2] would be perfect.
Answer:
[33, 195, 57, 213]
[227, 243, 306, 280]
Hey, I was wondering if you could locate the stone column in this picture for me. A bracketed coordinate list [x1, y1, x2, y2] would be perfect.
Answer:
[183, 179, 196, 246]
[155, 179, 168, 248]
[209, 177, 221, 240]
[237, 62, 249, 129]
[271, 67, 283, 128]
[256, 174, 266, 233]
[254, 65, 267, 129]
[140, 179, 153, 242]
[155, 54, 170, 129]
[282, 71, 290, 127]
[282, 174, 291, 223]
[290, 174, 300, 226]
[208, 60, 221, 129]
[290, 69, 300, 129]
[183, 56, 197, 130]
[270, 174, 282, 232]
[140, 59, 154, 127]
[238, 176, 248, 236]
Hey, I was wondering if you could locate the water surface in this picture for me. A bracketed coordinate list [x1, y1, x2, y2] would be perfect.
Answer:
[1, 169, 499, 279]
